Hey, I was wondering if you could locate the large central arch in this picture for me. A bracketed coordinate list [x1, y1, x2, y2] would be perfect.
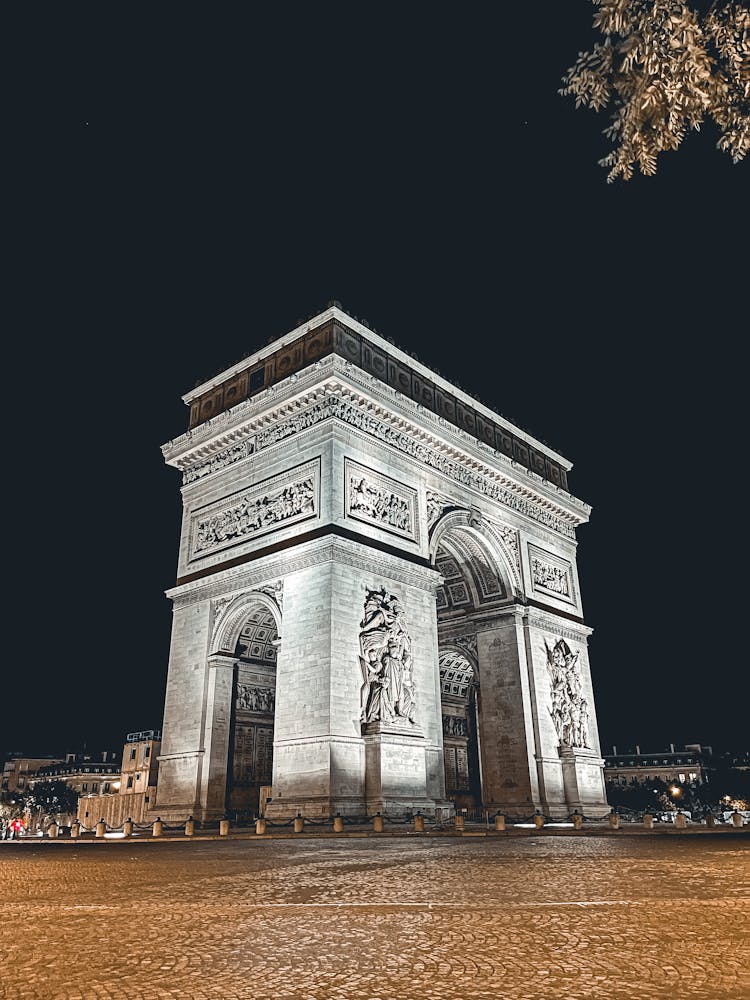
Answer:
[429, 510, 537, 815]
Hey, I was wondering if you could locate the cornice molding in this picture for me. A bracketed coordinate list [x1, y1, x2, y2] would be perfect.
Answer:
[166, 534, 442, 607]
[165, 356, 590, 523]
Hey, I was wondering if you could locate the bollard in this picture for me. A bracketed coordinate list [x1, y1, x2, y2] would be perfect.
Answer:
[608, 812, 620, 830]
[219, 818, 230, 836]
[255, 817, 266, 835]
[95, 819, 106, 839]
[48, 822, 58, 839]
[674, 812, 687, 830]
[333, 814, 344, 833]
[731, 811, 743, 828]
[455, 815, 465, 832]
[123, 819, 133, 838]
[572, 813, 583, 831]
[533, 812, 545, 830]
[494, 813, 506, 832]
[414, 813, 425, 833]
[152, 818, 164, 838]
[185, 816, 195, 837]
[293, 814, 304, 834]
[71, 822, 80, 839]
[373, 812, 384, 833]
[643, 814, 654, 830]
[705, 813, 716, 829]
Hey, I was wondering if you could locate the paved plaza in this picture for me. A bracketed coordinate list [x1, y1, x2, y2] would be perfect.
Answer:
[0, 834, 748, 999]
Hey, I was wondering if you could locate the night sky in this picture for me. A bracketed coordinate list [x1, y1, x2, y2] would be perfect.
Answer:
[6, 4, 747, 757]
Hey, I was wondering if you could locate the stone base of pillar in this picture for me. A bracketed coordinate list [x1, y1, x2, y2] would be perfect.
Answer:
[559, 746, 610, 819]
[363, 721, 442, 818]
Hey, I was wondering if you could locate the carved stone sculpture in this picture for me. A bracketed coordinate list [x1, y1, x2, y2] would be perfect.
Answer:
[545, 638, 589, 748]
[236, 684, 276, 714]
[193, 476, 315, 555]
[350, 476, 412, 533]
[442, 715, 468, 738]
[359, 588, 416, 726]
[532, 557, 570, 597]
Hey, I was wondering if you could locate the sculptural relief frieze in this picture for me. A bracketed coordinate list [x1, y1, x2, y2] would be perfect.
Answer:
[345, 460, 418, 541]
[442, 715, 468, 738]
[236, 684, 275, 714]
[182, 439, 255, 485]
[359, 588, 417, 726]
[256, 395, 575, 538]
[545, 638, 590, 749]
[529, 545, 575, 603]
[189, 459, 319, 560]
[426, 490, 454, 529]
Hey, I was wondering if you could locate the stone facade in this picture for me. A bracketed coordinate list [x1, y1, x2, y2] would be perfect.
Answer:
[153, 306, 609, 821]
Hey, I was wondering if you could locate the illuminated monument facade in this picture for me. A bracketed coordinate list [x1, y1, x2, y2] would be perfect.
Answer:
[154, 306, 609, 821]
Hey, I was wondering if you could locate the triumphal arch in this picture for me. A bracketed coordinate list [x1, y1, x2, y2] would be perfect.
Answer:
[154, 306, 609, 822]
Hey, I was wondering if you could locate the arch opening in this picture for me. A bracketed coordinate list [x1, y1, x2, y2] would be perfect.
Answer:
[432, 520, 516, 812]
[228, 600, 279, 818]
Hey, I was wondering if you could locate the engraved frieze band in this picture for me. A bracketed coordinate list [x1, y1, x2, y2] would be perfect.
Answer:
[188, 458, 320, 561]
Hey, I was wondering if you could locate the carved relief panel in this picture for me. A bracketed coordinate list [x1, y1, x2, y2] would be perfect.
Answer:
[528, 544, 576, 605]
[188, 458, 320, 561]
[545, 638, 590, 749]
[345, 459, 419, 542]
[358, 587, 417, 726]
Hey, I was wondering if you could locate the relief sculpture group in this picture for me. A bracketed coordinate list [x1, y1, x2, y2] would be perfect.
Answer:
[359, 588, 417, 725]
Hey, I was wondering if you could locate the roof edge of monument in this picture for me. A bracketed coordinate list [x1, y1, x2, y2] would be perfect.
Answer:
[181, 306, 573, 472]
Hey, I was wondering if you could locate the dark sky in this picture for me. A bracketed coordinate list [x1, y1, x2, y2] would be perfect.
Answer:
[6, 4, 747, 757]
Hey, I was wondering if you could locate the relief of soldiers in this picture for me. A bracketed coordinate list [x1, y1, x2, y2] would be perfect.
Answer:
[545, 638, 590, 748]
[359, 588, 417, 726]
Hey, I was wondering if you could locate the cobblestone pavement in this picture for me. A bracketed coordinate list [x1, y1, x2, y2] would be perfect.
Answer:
[0, 836, 748, 1000]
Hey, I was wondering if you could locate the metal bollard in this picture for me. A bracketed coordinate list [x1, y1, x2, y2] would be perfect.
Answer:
[333, 814, 344, 833]
[95, 819, 106, 839]
[414, 813, 425, 833]
[373, 813, 384, 833]
[152, 818, 164, 838]
[533, 812, 545, 829]
[219, 818, 230, 836]
[455, 815, 465, 832]
[705, 813, 716, 829]
[674, 812, 687, 830]
[255, 817, 266, 835]
[123, 819, 133, 838]
[608, 812, 620, 830]
[293, 815, 304, 834]
[572, 813, 583, 831]
[71, 822, 80, 839]
[494, 813, 506, 832]
[48, 822, 59, 839]
[185, 816, 195, 837]
[731, 811, 743, 828]
[643, 814, 654, 830]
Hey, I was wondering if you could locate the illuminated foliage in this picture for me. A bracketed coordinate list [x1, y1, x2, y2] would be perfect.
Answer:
[561, 0, 750, 180]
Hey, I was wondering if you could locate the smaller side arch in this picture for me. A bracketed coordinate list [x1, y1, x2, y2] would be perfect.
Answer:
[211, 590, 282, 655]
[429, 508, 522, 596]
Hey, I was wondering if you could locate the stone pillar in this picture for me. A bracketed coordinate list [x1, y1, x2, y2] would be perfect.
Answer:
[455, 815, 465, 832]
[674, 812, 687, 829]
[123, 819, 134, 838]
[373, 813, 384, 832]
[333, 814, 344, 833]
[293, 815, 304, 833]
[608, 812, 619, 830]
[476, 610, 540, 817]
[185, 817, 195, 837]
[643, 814, 654, 829]
[255, 818, 266, 835]
[71, 822, 80, 839]
[219, 818, 230, 836]
[494, 813, 506, 831]
[47, 822, 58, 839]
[266, 555, 444, 820]
[705, 813, 716, 829]
[197, 655, 236, 819]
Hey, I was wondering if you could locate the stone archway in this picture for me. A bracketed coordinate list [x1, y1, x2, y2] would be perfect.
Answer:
[429, 512, 532, 814]
[222, 596, 281, 818]
[439, 648, 482, 810]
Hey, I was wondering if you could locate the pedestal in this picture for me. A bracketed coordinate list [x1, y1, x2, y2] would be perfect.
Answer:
[560, 746, 610, 818]
[363, 721, 444, 816]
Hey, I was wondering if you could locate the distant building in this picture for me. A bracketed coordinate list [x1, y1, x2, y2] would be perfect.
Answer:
[603, 744, 707, 788]
[2, 755, 64, 795]
[78, 730, 161, 828]
[33, 750, 122, 797]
